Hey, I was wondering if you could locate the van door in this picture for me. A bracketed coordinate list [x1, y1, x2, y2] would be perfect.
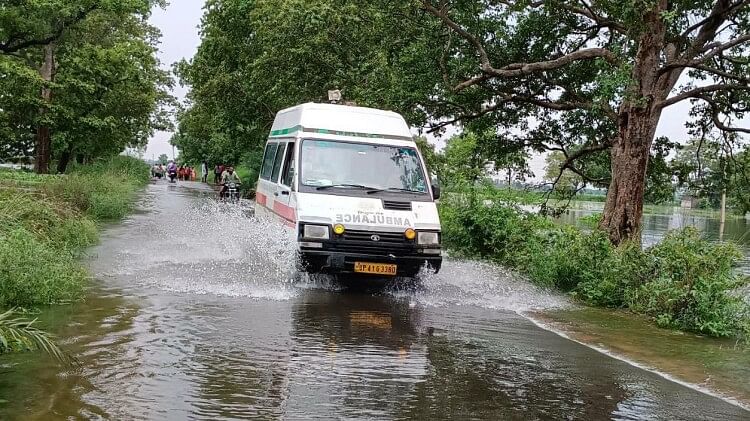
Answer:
[257, 141, 281, 211]
[267, 142, 293, 224]
[274, 141, 296, 225]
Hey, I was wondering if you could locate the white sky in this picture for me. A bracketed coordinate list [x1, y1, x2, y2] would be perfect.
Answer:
[145, 2, 740, 179]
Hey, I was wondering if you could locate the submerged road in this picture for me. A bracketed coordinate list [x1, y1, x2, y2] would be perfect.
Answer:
[1, 181, 747, 420]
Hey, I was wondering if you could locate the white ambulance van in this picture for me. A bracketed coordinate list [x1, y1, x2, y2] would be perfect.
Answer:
[255, 103, 442, 278]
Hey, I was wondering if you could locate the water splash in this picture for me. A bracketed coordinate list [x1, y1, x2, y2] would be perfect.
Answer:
[90, 185, 300, 301]
[388, 258, 572, 313]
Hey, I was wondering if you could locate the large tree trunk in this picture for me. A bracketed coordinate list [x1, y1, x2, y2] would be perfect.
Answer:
[599, 2, 668, 245]
[600, 112, 660, 245]
[34, 43, 55, 174]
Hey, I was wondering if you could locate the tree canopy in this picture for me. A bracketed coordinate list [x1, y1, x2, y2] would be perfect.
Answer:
[0, 0, 172, 172]
[176, 0, 750, 244]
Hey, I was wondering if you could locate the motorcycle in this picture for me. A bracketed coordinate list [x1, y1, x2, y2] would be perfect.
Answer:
[222, 182, 241, 202]
[168, 170, 177, 183]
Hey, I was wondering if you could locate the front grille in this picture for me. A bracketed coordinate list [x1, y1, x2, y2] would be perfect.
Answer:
[331, 229, 416, 256]
[342, 230, 406, 244]
[382, 200, 412, 211]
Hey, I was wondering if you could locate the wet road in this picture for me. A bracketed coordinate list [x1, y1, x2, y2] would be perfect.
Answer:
[1, 182, 748, 420]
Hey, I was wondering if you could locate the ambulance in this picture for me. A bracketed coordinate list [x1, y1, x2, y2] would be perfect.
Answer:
[255, 102, 442, 278]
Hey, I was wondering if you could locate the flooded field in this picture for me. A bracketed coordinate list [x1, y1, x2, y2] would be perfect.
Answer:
[0, 182, 748, 420]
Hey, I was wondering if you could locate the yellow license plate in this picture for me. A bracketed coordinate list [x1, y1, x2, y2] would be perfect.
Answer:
[354, 262, 397, 276]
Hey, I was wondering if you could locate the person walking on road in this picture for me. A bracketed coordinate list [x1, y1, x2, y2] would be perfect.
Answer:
[214, 164, 223, 185]
[201, 161, 208, 183]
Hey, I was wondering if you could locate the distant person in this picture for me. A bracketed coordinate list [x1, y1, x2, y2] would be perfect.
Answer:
[190, 167, 197, 181]
[214, 164, 222, 185]
[201, 161, 208, 183]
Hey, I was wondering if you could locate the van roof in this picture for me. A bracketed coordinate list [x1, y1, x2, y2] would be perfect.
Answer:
[270, 103, 413, 141]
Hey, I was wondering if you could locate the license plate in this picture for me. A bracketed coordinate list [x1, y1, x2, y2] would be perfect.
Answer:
[354, 262, 397, 276]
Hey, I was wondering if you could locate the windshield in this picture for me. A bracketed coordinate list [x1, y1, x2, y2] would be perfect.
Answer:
[300, 139, 428, 193]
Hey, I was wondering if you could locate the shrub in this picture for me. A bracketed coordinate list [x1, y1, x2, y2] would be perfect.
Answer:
[0, 156, 148, 309]
[628, 228, 749, 337]
[0, 228, 87, 308]
[439, 199, 750, 339]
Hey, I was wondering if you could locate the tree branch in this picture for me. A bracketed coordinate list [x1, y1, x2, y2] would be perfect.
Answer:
[698, 95, 750, 134]
[0, 4, 99, 54]
[492, 0, 627, 34]
[421, 0, 619, 93]
[680, 0, 749, 39]
[658, 84, 750, 109]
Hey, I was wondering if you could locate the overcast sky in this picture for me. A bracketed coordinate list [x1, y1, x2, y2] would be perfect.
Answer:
[145, 1, 204, 160]
[145, 2, 734, 179]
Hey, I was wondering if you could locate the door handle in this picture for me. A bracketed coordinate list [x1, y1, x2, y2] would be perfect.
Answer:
[281, 190, 290, 196]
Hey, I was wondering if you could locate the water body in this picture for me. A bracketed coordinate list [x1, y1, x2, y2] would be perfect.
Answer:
[0, 183, 748, 420]
[558, 203, 750, 274]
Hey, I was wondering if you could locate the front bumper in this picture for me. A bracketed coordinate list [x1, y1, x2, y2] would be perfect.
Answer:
[299, 248, 442, 277]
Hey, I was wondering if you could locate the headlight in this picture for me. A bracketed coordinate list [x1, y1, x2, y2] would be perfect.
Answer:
[417, 232, 440, 246]
[303, 224, 330, 240]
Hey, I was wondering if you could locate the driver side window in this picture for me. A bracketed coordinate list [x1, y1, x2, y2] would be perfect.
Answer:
[281, 142, 296, 187]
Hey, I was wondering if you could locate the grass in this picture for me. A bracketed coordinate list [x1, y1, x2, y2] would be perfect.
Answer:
[440, 189, 750, 340]
[0, 156, 149, 356]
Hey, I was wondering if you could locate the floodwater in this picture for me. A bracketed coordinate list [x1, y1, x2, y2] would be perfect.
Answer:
[558, 203, 750, 274]
[1, 182, 748, 420]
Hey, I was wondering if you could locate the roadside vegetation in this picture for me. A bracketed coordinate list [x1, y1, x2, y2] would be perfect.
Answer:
[0, 156, 150, 355]
[440, 187, 750, 340]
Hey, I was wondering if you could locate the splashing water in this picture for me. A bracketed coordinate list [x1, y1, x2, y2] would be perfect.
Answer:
[389, 259, 572, 313]
[90, 185, 300, 301]
[92, 183, 570, 311]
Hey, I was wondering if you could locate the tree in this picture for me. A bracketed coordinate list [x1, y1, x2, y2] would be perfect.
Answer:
[158, 154, 169, 165]
[672, 136, 750, 213]
[440, 131, 496, 190]
[0, 0, 170, 173]
[173, 0, 433, 172]
[412, 0, 750, 244]
[178, 1, 749, 244]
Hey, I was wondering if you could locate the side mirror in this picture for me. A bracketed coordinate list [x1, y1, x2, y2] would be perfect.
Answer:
[431, 185, 441, 200]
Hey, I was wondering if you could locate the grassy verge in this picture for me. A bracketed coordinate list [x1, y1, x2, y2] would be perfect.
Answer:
[0, 156, 149, 355]
[440, 193, 750, 340]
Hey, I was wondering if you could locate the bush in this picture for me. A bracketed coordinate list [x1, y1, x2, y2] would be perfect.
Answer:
[439, 200, 750, 339]
[0, 228, 87, 308]
[628, 228, 749, 337]
[0, 156, 148, 309]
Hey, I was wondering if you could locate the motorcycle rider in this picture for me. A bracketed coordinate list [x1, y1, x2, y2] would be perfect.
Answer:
[220, 166, 242, 199]
[167, 160, 178, 182]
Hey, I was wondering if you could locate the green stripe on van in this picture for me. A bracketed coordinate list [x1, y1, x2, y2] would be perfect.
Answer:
[269, 125, 413, 141]
[269, 125, 302, 137]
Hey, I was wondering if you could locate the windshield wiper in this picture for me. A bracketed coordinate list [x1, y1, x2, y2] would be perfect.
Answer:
[317, 184, 383, 193]
[374, 187, 426, 194]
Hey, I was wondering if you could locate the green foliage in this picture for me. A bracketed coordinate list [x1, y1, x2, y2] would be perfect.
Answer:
[0, 156, 148, 310]
[0, 228, 87, 309]
[0, 1, 173, 168]
[0, 309, 64, 360]
[629, 229, 749, 337]
[440, 200, 750, 339]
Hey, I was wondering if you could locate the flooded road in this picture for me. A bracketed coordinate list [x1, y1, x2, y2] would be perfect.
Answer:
[1, 182, 748, 420]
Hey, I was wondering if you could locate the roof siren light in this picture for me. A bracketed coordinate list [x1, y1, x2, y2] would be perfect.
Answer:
[328, 90, 342, 104]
